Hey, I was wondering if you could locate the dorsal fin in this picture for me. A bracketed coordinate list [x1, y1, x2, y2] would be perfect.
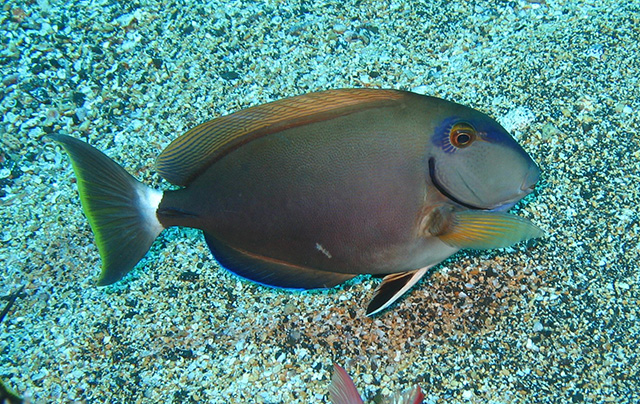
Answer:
[156, 88, 406, 186]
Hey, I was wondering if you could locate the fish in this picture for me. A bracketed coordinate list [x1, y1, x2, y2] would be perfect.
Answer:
[0, 286, 23, 324]
[0, 379, 22, 404]
[50, 88, 542, 315]
[329, 363, 423, 404]
[0, 286, 25, 404]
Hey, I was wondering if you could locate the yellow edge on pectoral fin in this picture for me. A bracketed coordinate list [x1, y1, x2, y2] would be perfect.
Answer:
[156, 89, 406, 186]
[438, 211, 544, 250]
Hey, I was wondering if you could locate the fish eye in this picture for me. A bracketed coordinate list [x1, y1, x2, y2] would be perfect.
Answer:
[450, 122, 477, 148]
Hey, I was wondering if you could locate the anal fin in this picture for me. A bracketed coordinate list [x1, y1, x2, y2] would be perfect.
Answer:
[204, 232, 354, 289]
[366, 267, 430, 316]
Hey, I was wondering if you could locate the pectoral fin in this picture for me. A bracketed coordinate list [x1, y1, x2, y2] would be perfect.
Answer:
[366, 267, 430, 316]
[437, 211, 544, 250]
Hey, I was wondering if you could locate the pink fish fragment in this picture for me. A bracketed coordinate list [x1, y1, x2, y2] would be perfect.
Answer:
[329, 363, 424, 404]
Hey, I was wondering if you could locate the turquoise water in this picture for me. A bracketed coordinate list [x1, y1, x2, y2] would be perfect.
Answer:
[0, 0, 638, 402]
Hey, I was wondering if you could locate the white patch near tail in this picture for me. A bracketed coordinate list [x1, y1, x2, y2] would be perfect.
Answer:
[136, 185, 164, 234]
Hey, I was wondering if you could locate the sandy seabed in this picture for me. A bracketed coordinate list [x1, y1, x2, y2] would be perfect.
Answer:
[0, 0, 638, 402]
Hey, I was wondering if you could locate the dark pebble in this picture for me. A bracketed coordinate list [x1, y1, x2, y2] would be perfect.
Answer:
[49, 58, 62, 69]
[581, 121, 594, 134]
[125, 298, 138, 307]
[361, 23, 379, 34]
[151, 58, 163, 69]
[211, 28, 225, 37]
[166, 286, 179, 298]
[72, 92, 85, 106]
[178, 270, 199, 282]
[123, 310, 136, 319]
[183, 24, 195, 34]
[2, 74, 18, 86]
[286, 329, 302, 345]
[220, 71, 239, 80]
[31, 63, 48, 74]
[0, 151, 22, 191]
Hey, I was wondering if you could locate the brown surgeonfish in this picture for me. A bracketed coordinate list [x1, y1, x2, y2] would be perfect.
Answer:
[50, 88, 543, 316]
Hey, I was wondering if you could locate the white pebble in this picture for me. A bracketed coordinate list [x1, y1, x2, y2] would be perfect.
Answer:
[4, 111, 18, 124]
[75, 107, 88, 121]
[525, 338, 539, 351]
[533, 321, 543, 332]
[411, 85, 430, 94]
[333, 23, 347, 33]
[499, 106, 535, 133]
[39, 22, 53, 35]
[32, 368, 49, 381]
[116, 13, 136, 27]
[131, 119, 144, 131]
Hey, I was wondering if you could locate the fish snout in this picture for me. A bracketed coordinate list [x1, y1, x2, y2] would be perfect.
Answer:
[520, 163, 541, 194]
[489, 163, 540, 212]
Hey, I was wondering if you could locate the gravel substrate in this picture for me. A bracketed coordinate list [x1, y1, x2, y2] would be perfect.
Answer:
[1, 0, 639, 403]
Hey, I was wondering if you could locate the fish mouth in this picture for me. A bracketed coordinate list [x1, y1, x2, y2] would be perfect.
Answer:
[428, 158, 484, 210]
[491, 164, 539, 211]
[521, 163, 541, 193]
[489, 197, 522, 212]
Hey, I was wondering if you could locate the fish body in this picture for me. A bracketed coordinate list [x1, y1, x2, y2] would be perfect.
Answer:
[162, 92, 455, 276]
[51, 89, 542, 314]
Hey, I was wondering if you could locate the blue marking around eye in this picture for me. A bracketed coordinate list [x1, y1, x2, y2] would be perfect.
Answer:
[433, 115, 514, 153]
[432, 117, 461, 154]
